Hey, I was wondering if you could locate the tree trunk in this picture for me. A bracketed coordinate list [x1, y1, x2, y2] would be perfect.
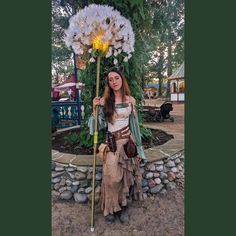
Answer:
[157, 47, 164, 97]
[166, 32, 172, 99]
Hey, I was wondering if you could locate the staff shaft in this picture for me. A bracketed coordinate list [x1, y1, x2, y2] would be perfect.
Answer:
[91, 56, 101, 231]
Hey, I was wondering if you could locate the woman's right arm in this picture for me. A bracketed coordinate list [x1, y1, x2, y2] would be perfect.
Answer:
[88, 97, 106, 135]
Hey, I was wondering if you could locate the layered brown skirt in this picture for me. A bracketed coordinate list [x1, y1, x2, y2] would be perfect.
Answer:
[100, 138, 143, 216]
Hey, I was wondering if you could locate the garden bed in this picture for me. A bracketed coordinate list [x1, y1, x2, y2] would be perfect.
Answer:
[52, 127, 174, 155]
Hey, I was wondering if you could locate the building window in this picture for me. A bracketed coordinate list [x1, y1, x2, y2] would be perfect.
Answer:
[171, 82, 177, 93]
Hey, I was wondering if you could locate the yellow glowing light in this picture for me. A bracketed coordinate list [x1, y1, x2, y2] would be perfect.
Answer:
[92, 34, 109, 54]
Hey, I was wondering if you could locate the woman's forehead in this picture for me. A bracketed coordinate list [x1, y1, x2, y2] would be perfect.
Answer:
[108, 71, 120, 78]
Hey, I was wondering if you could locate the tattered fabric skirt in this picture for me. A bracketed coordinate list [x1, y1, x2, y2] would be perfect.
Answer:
[100, 138, 143, 216]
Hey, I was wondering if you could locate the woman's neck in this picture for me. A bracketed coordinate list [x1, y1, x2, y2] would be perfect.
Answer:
[114, 90, 123, 103]
[114, 90, 122, 98]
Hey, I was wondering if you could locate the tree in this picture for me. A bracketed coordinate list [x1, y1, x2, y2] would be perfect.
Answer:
[149, 0, 184, 97]
[51, 0, 76, 84]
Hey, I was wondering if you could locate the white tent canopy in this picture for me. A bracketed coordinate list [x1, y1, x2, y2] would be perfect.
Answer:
[169, 62, 184, 79]
[55, 82, 76, 89]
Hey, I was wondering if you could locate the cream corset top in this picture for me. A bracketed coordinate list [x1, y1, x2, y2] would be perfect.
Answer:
[107, 103, 132, 132]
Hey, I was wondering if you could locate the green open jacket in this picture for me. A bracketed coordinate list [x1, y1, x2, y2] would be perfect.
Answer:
[88, 104, 147, 160]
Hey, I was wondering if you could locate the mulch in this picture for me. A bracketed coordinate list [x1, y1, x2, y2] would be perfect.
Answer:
[52, 128, 174, 155]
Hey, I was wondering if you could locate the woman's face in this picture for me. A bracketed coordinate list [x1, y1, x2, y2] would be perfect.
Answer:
[108, 71, 123, 92]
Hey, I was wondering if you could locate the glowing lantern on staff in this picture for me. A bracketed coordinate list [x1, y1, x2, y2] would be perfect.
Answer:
[92, 34, 109, 54]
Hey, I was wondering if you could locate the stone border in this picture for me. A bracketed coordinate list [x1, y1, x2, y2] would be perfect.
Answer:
[51, 150, 184, 203]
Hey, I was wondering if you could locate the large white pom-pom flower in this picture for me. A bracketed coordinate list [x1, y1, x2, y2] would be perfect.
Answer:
[65, 4, 135, 61]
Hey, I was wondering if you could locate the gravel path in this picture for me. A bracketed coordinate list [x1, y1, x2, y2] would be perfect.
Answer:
[52, 186, 184, 236]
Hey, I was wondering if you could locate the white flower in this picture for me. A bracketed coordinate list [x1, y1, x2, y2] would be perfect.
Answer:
[123, 56, 128, 62]
[113, 59, 118, 65]
[105, 51, 112, 58]
[65, 4, 135, 61]
[89, 57, 96, 63]
[114, 50, 118, 57]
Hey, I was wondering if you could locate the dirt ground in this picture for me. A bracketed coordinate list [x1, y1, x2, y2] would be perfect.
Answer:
[52, 185, 184, 236]
[52, 100, 185, 236]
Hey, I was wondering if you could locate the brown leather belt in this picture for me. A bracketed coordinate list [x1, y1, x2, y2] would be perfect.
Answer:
[111, 125, 130, 140]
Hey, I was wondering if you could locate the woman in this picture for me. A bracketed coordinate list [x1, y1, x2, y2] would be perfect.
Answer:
[88, 67, 147, 225]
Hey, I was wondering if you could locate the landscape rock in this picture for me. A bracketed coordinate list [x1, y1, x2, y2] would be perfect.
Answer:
[148, 179, 156, 188]
[52, 171, 65, 178]
[159, 172, 168, 179]
[77, 167, 88, 173]
[167, 172, 176, 181]
[95, 172, 102, 181]
[154, 178, 161, 185]
[155, 160, 164, 165]
[59, 187, 67, 193]
[150, 184, 164, 194]
[55, 166, 65, 172]
[59, 178, 66, 186]
[171, 167, 179, 173]
[146, 163, 156, 171]
[75, 172, 86, 180]
[71, 185, 79, 193]
[74, 193, 88, 203]
[166, 182, 176, 191]
[52, 177, 61, 184]
[166, 160, 175, 168]
[85, 187, 93, 194]
[156, 165, 164, 172]
[153, 172, 160, 178]
[72, 181, 80, 186]
[66, 180, 72, 186]
[175, 158, 181, 164]
[146, 172, 154, 179]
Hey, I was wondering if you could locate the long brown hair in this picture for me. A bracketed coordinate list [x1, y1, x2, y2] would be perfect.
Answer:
[103, 68, 131, 123]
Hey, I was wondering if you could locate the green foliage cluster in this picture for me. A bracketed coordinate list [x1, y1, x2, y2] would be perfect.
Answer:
[64, 132, 80, 145]
[139, 125, 155, 146]
[62, 126, 106, 149]
[78, 126, 106, 149]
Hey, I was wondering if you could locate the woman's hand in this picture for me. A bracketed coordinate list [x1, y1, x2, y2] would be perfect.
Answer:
[93, 96, 101, 107]
[93, 97, 101, 114]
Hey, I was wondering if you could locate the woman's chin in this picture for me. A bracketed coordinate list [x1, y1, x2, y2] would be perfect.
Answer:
[113, 87, 121, 92]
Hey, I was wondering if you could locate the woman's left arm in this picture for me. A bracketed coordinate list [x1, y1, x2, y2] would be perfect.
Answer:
[129, 96, 147, 160]
[129, 96, 136, 106]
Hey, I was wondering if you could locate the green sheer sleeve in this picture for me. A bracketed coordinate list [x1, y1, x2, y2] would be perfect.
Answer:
[129, 105, 147, 160]
[88, 106, 106, 135]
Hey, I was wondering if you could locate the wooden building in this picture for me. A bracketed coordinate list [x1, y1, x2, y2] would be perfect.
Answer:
[168, 62, 185, 102]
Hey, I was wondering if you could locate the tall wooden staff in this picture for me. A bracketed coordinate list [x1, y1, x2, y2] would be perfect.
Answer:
[90, 56, 100, 232]
[64, 4, 135, 232]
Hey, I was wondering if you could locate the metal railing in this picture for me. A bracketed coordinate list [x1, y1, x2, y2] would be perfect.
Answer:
[51, 101, 84, 130]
